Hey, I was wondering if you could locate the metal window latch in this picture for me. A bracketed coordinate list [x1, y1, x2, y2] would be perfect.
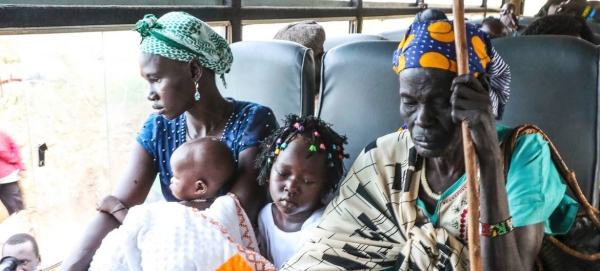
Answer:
[38, 143, 48, 167]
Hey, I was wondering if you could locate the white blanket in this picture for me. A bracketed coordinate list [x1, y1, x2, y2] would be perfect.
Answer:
[89, 194, 275, 271]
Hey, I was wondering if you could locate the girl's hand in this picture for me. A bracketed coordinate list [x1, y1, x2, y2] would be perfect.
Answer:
[96, 195, 121, 213]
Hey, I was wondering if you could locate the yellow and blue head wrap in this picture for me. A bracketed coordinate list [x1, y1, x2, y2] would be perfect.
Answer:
[393, 20, 493, 76]
[393, 20, 511, 119]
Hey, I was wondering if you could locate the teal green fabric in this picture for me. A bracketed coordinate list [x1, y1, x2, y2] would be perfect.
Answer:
[135, 12, 233, 86]
[502, 126, 578, 235]
[417, 125, 577, 235]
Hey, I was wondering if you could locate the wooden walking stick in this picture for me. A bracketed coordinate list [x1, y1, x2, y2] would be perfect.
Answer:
[452, 1, 483, 271]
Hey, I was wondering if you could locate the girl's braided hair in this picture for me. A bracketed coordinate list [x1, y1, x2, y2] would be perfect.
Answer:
[255, 114, 349, 194]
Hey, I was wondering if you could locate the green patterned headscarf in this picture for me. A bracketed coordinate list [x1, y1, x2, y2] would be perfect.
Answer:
[135, 12, 233, 87]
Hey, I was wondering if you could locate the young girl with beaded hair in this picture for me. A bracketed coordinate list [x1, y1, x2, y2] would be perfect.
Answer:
[255, 114, 349, 269]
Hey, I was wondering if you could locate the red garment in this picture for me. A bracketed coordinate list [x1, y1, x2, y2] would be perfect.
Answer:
[0, 131, 24, 179]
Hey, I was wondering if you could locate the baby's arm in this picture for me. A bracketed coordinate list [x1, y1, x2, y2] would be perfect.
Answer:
[96, 195, 129, 224]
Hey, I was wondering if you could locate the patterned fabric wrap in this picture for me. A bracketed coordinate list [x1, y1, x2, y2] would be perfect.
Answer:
[281, 127, 576, 270]
[135, 12, 233, 87]
[90, 194, 276, 271]
[281, 131, 469, 271]
[393, 20, 511, 119]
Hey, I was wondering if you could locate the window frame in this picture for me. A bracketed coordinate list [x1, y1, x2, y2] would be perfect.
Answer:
[0, 0, 498, 41]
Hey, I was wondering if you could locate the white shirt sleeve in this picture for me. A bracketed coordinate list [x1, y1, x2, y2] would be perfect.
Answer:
[257, 203, 273, 260]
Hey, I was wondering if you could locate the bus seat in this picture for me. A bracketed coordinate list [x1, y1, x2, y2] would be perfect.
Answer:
[588, 21, 600, 35]
[493, 35, 600, 204]
[317, 41, 402, 170]
[519, 16, 536, 27]
[323, 34, 388, 52]
[378, 29, 408, 41]
[216, 40, 316, 124]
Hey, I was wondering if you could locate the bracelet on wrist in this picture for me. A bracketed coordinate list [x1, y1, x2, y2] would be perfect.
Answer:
[480, 216, 514, 237]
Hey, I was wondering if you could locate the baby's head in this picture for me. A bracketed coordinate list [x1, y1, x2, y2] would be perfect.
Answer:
[256, 115, 348, 216]
[169, 137, 235, 202]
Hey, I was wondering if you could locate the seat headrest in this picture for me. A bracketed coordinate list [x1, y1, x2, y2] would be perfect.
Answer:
[323, 34, 388, 52]
[217, 40, 316, 124]
[493, 35, 600, 202]
[378, 29, 408, 41]
[318, 40, 402, 169]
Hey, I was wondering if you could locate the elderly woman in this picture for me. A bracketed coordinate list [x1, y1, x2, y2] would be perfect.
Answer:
[281, 20, 577, 271]
[61, 12, 277, 270]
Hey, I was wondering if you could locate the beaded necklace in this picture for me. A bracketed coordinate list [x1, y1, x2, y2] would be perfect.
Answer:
[180, 197, 216, 203]
[420, 159, 442, 200]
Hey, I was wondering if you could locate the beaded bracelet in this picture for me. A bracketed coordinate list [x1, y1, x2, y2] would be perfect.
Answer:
[582, 5, 592, 18]
[480, 217, 514, 237]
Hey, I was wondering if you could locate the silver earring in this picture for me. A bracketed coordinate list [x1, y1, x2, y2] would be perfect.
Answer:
[194, 82, 200, 101]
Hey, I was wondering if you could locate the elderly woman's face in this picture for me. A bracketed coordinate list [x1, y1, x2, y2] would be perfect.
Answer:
[139, 52, 196, 120]
[399, 68, 461, 157]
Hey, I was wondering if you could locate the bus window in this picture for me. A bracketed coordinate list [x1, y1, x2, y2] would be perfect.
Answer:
[361, 12, 488, 36]
[0, 31, 116, 265]
[0, 0, 221, 4]
[467, 14, 485, 21]
[361, 17, 414, 35]
[363, 0, 414, 4]
[212, 26, 227, 39]
[243, 23, 300, 41]
[320, 21, 352, 38]
[524, 0, 547, 16]
[426, 0, 482, 6]
[487, 0, 503, 9]
[242, 0, 349, 7]
[243, 21, 350, 41]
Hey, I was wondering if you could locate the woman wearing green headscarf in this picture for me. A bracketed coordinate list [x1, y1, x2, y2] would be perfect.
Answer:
[62, 12, 277, 270]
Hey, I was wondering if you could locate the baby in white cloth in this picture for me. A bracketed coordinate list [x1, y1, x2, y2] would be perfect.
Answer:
[89, 137, 275, 271]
